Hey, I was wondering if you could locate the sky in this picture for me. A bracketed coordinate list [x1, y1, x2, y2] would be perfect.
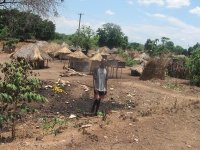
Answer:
[50, 0, 200, 48]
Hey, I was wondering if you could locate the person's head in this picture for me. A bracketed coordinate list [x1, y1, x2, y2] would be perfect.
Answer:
[100, 58, 107, 68]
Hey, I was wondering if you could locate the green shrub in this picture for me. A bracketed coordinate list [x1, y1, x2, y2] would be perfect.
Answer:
[0, 60, 45, 138]
[187, 48, 200, 86]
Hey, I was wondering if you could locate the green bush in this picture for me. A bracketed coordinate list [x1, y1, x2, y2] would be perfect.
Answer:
[0, 60, 45, 138]
[187, 48, 200, 86]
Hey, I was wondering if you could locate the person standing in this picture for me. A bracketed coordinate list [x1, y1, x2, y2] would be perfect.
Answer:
[91, 58, 108, 115]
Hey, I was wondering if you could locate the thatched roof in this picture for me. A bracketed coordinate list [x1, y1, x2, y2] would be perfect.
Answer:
[98, 46, 110, 53]
[88, 49, 97, 55]
[108, 54, 125, 62]
[36, 41, 48, 48]
[11, 44, 52, 61]
[54, 47, 71, 57]
[90, 52, 102, 61]
[114, 55, 125, 62]
[61, 42, 69, 48]
[68, 49, 88, 59]
[42, 43, 61, 54]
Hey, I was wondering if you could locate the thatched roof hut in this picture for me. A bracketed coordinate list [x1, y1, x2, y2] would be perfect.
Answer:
[54, 46, 71, 59]
[89, 53, 103, 74]
[68, 49, 88, 60]
[11, 44, 52, 69]
[90, 52, 102, 61]
[109, 48, 118, 54]
[68, 49, 89, 72]
[87, 49, 97, 57]
[42, 43, 61, 55]
[98, 46, 110, 53]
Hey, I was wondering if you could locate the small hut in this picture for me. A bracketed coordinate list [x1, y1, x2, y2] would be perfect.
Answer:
[68, 49, 89, 72]
[98, 47, 110, 59]
[109, 48, 118, 54]
[54, 46, 71, 60]
[11, 44, 52, 69]
[42, 43, 61, 57]
[89, 53, 102, 74]
[87, 49, 97, 57]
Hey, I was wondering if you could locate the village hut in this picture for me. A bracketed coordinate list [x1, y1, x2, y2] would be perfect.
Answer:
[140, 56, 169, 80]
[54, 46, 71, 60]
[11, 44, 52, 69]
[89, 53, 103, 74]
[41, 42, 61, 57]
[109, 48, 118, 54]
[87, 49, 97, 57]
[98, 46, 110, 59]
[68, 49, 89, 72]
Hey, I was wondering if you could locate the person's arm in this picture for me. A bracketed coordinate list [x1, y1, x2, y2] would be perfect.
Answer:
[93, 68, 97, 91]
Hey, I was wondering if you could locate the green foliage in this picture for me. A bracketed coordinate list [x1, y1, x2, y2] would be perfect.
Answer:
[128, 42, 144, 51]
[188, 42, 200, 55]
[0, 60, 45, 138]
[144, 37, 186, 56]
[70, 25, 99, 51]
[187, 48, 200, 86]
[97, 23, 128, 49]
[41, 117, 67, 136]
[118, 49, 138, 66]
[0, 9, 55, 41]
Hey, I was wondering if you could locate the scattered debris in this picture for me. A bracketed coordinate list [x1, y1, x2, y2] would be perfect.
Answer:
[69, 114, 76, 119]
[81, 124, 92, 128]
[81, 84, 89, 92]
[110, 88, 114, 91]
[60, 68, 87, 77]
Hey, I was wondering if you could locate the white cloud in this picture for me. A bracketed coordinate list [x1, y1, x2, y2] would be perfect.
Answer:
[138, 0, 190, 8]
[166, 0, 190, 8]
[143, 13, 200, 47]
[105, 10, 115, 16]
[138, 0, 164, 6]
[127, 0, 133, 5]
[190, 6, 200, 16]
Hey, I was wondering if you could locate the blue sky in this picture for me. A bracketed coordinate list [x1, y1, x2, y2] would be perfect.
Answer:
[50, 0, 200, 48]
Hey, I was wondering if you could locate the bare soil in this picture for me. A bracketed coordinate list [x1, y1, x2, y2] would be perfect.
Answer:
[0, 53, 200, 150]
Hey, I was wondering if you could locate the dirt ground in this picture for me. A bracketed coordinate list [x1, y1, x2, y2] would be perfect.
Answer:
[0, 53, 200, 150]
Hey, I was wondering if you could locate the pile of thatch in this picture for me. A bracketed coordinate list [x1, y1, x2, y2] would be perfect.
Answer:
[11, 44, 52, 61]
[167, 55, 188, 79]
[140, 56, 169, 80]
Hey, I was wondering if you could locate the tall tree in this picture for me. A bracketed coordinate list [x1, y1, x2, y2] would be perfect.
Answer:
[97, 23, 128, 49]
[71, 25, 98, 52]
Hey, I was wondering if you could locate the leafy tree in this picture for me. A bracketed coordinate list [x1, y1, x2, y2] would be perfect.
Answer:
[174, 45, 185, 55]
[187, 48, 200, 86]
[0, 9, 55, 41]
[144, 39, 158, 56]
[0, 60, 44, 138]
[71, 25, 99, 52]
[97, 23, 128, 49]
[0, 0, 64, 16]
[188, 43, 200, 55]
